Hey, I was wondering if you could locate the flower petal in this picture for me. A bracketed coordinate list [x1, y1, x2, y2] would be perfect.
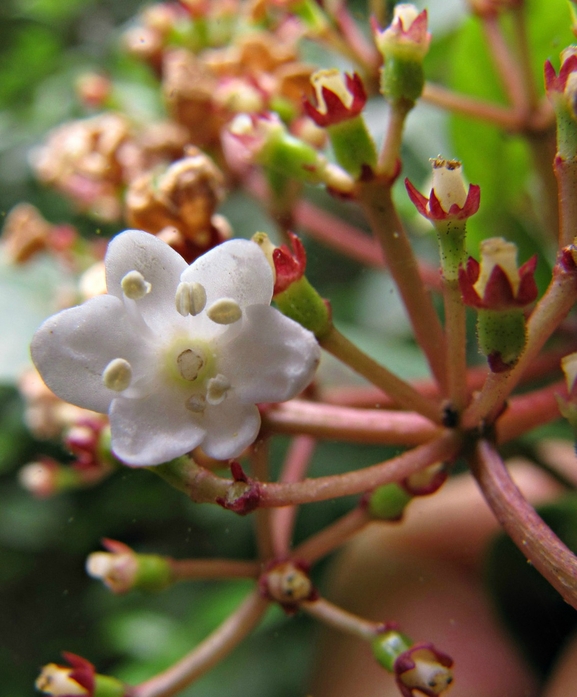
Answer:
[109, 390, 205, 466]
[105, 229, 189, 333]
[181, 239, 273, 310]
[201, 396, 261, 460]
[30, 295, 148, 413]
[219, 305, 320, 403]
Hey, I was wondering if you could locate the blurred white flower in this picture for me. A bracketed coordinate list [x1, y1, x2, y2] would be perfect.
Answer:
[31, 231, 320, 465]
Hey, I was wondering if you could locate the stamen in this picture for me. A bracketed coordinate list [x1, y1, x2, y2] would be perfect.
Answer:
[206, 298, 242, 325]
[185, 393, 206, 413]
[207, 374, 231, 404]
[121, 270, 151, 300]
[175, 281, 207, 317]
[102, 358, 132, 391]
[177, 348, 205, 381]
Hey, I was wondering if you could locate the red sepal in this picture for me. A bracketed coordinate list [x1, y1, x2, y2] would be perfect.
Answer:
[545, 54, 577, 94]
[216, 462, 261, 515]
[272, 232, 307, 295]
[458, 254, 538, 310]
[303, 73, 367, 127]
[394, 642, 453, 697]
[406, 179, 480, 221]
[61, 652, 95, 696]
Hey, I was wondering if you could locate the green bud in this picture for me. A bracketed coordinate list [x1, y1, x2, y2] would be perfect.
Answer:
[372, 630, 413, 672]
[274, 276, 331, 338]
[368, 483, 412, 520]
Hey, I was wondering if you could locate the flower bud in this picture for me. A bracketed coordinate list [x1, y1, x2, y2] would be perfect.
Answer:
[372, 630, 453, 697]
[459, 238, 538, 372]
[545, 48, 577, 159]
[226, 112, 353, 193]
[86, 539, 173, 594]
[303, 70, 376, 177]
[18, 459, 83, 498]
[374, 5, 431, 104]
[253, 232, 331, 338]
[368, 483, 412, 521]
[36, 653, 125, 697]
[259, 560, 316, 613]
[405, 158, 480, 280]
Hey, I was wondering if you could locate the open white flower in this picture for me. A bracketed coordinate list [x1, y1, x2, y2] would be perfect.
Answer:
[31, 231, 320, 466]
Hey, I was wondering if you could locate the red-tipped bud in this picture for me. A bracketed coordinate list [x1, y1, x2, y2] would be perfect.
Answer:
[303, 70, 367, 127]
[395, 643, 454, 697]
[374, 5, 431, 62]
[36, 653, 95, 697]
[272, 232, 307, 294]
[459, 238, 538, 310]
[545, 50, 577, 96]
[405, 158, 480, 222]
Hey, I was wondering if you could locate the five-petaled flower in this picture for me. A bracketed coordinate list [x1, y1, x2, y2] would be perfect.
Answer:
[31, 231, 320, 466]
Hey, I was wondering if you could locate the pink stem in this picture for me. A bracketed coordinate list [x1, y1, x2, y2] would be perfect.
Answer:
[271, 435, 317, 558]
[496, 381, 566, 443]
[259, 432, 461, 507]
[133, 590, 268, 697]
[169, 559, 260, 580]
[262, 400, 441, 445]
[470, 440, 577, 610]
[294, 506, 371, 564]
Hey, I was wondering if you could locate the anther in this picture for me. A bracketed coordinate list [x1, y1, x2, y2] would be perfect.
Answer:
[102, 358, 132, 391]
[121, 270, 151, 300]
[185, 393, 206, 413]
[206, 298, 242, 325]
[207, 374, 231, 404]
[177, 349, 204, 381]
[175, 281, 207, 317]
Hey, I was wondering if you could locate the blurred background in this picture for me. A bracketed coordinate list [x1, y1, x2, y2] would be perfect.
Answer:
[0, 0, 576, 695]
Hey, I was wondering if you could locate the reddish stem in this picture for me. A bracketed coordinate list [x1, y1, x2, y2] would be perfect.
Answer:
[496, 381, 566, 443]
[294, 506, 371, 564]
[258, 432, 461, 507]
[271, 435, 317, 557]
[262, 400, 440, 445]
[470, 440, 577, 610]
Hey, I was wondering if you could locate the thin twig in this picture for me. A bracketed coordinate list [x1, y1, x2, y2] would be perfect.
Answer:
[133, 590, 268, 697]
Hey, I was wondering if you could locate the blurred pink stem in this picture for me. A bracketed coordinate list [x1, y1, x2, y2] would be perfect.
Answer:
[271, 435, 317, 558]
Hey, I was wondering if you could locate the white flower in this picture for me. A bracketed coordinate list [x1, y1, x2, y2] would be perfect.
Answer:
[31, 231, 320, 466]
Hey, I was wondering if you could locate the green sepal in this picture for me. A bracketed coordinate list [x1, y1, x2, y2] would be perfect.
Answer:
[372, 630, 413, 672]
[434, 221, 468, 282]
[274, 276, 331, 338]
[368, 483, 412, 520]
[476, 308, 526, 368]
[380, 57, 424, 105]
[94, 674, 126, 697]
[328, 116, 377, 178]
[135, 554, 173, 592]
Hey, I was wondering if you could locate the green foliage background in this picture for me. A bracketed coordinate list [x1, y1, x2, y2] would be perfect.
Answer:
[0, 0, 576, 695]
